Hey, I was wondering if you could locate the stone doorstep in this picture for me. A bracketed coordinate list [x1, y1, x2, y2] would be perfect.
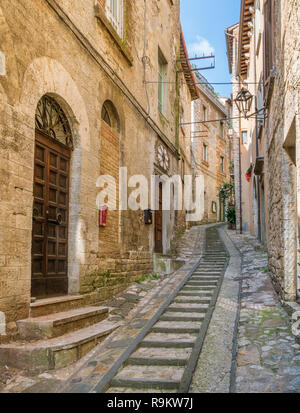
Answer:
[30, 295, 84, 318]
[17, 306, 109, 340]
[0, 320, 120, 374]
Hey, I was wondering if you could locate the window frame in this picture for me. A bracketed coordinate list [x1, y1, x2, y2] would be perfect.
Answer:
[263, 0, 275, 100]
[242, 130, 248, 145]
[105, 0, 124, 39]
[158, 50, 167, 115]
[220, 156, 225, 173]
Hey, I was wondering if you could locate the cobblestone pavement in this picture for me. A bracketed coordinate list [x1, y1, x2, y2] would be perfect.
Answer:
[226, 230, 300, 393]
[0, 225, 208, 393]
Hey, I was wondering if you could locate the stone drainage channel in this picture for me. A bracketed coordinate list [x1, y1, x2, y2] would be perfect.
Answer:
[93, 227, 229, 393]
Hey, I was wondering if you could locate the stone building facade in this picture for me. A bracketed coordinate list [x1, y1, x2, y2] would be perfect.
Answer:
[191, 76, 230, 224]
[263, 0, 300, 301]
[227, 0, 300, 303]
[0, 0, 197, 335]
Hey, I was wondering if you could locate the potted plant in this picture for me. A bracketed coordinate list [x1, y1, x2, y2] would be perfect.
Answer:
[225, 208, 236, 230]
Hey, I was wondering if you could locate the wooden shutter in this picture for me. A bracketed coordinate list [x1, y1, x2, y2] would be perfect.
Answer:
[263, 0, 274, 95]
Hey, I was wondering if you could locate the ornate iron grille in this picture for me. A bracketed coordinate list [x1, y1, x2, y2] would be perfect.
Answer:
[35, 95, 73, 149]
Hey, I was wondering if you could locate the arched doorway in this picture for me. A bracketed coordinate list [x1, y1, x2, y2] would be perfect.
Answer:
[31, 95, 73, 298]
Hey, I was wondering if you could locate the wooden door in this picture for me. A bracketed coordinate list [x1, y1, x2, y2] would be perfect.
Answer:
[155, 183, 163, 253]
[31, 132, 70, 298]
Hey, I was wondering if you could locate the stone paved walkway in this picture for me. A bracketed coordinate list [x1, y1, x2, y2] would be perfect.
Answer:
[226, 230, 300, 393]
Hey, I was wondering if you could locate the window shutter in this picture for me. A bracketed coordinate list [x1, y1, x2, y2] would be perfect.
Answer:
[263, 0, 274, 97]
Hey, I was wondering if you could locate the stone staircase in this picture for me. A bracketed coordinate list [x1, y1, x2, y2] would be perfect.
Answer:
[0, 296, 120, 374]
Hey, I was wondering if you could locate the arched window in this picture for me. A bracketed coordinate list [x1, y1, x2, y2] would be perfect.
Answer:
[101, 105, 111, 127]
[101, 101, 120, 133]
[35, 95, 73, 149]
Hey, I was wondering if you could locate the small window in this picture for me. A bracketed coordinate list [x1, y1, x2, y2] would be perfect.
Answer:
[242, 131, 248, 145]
[106, 0, 123, 38]
[203, 105, 207, 122]
[158, 50, 167, 114]
[220, 156, 225, 173]
[181, 159, 185, 182]
[203, 144, 208, 162]
[220, 121, 224, 138]
[101, 101, 120, 132]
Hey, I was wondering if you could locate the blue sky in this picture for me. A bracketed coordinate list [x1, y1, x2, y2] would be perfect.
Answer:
[181, 0, 241, 97]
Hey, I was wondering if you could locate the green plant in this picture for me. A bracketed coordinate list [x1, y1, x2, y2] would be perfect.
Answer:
[225, 208, 236, 224]
[151, 273, 159, 280]
[229, 161, 234, 172]
[217, 183, 234, 200]
[136, 274, 150, 284]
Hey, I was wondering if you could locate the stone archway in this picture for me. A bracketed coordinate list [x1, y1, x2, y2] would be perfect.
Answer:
[18, 57, 90, 296]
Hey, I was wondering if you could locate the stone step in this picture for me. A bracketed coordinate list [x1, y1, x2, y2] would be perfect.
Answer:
[0, 320, 120, 373]
[168, 303, 209, 313]
[193, 270, 221, 276]
[160, 312, 205, 322]
[30, 295, 84, 318]
[111, 365, 184, 390]
[174, 296, 211, 304]
[152, 323, 201, 334]
[187, 279, 219, 284]
[127, 347, 192, 366]
[141, 332, 197, 348]
[182, 286, 214, 291]
[17, 306, 109, 340]
[177, 291, 213, 297]
[191, 276, 220, 280]
[106, 387, 177, 393]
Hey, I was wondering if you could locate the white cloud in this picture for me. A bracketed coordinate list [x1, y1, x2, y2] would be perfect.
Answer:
[188, 36, 215, 57]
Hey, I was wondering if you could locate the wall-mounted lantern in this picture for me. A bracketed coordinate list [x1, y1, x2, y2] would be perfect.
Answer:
[234, 88, 254, 118]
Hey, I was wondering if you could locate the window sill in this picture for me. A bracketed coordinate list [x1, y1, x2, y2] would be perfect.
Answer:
[94, 3, 133, 67]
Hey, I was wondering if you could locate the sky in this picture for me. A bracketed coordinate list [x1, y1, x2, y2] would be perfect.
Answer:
[181, 0, 241, 97]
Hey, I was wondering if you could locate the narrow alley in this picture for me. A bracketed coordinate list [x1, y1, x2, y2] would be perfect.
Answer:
[0, 0, 300, 398]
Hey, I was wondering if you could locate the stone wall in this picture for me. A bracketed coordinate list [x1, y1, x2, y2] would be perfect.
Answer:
[266, 0, 300, 301]
[0, 0, 187, 328]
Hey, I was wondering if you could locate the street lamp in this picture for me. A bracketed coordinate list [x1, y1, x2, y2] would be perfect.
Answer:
[234, 88, 254, 118]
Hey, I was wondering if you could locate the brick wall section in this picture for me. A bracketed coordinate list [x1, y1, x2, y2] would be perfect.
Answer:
[98, 120, 120, 258]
